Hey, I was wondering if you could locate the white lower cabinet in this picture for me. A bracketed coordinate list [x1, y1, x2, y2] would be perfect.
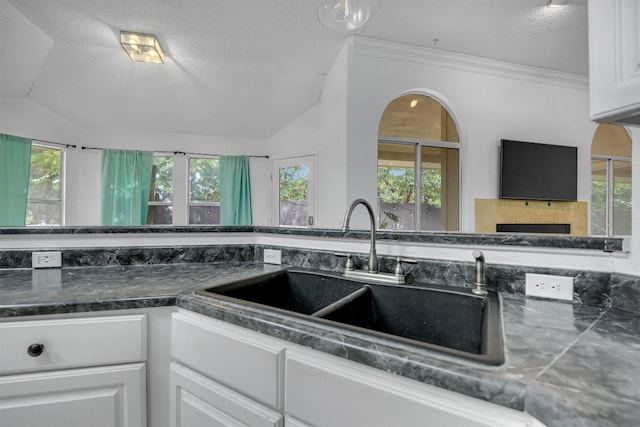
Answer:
[171, 309, 547, 427]
[0, 311, 160, 427]
[0, 363, 146, 427]
[170, 362, 283, 427]
[285, 347, 545, 427]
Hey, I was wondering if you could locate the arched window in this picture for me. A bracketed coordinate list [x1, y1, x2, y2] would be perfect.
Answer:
[591, 124, 632, 236]
[377, 94, 460, 231]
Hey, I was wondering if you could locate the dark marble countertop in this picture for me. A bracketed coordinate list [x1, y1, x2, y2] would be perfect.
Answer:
[0, 225, 624, 252]
[1, 263, 638, 427]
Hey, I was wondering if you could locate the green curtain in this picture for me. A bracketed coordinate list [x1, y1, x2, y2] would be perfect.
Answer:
[220, 156, 253, 225]
[101, 149, 153, 225]
[0, 133, 32, 226]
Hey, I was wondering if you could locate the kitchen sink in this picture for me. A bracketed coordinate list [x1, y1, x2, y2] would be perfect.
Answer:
[196, 268, 504, 365]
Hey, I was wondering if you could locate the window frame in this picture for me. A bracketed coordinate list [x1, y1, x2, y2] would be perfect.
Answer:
[187, 155, 221, 225]
[27, 142, 65, 226]
[591, 153, 632, 237]
[377, 137, 460, 231]
[146, 154, 174, 225]
[272, 155, 315, 227]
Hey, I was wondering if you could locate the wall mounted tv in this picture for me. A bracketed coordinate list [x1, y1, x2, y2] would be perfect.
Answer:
[499, 139, 577, 202]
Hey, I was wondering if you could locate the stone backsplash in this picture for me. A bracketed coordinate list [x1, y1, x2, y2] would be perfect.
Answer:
[2, 244, 638, 314]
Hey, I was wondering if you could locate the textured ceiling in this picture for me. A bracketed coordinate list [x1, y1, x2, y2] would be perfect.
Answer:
[0, 0, 589, 139]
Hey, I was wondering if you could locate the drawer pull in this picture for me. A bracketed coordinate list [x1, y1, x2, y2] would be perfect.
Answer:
[27, 343, 45, 357]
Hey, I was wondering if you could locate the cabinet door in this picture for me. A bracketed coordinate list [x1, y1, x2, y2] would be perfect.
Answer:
[285, 348, 543, 427]
[588, 0, 640, 124]
[171, 311, 284, 408]
[170, 362, 283, 427]
[0, 363, 146, 427]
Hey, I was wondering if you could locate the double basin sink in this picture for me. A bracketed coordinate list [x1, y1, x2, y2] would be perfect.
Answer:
[196, 268, 504, 365]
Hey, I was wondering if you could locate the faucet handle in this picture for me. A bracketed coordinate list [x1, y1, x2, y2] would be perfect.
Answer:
[393, 257, 417, 277]
[334, 252, 355, 271]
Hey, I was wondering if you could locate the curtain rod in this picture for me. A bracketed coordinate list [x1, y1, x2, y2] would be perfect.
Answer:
[31, 139, 268, 159]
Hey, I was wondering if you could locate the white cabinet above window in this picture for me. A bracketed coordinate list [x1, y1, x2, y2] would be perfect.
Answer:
[588, 0, 640, 126]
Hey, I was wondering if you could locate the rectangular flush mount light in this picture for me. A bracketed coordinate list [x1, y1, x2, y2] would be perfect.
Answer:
[120, 31, 165, 63]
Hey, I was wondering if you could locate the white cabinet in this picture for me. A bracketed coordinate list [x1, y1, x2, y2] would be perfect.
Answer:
[0, 363, 146, 427]
[0, 314, 148, 427]
[172, 309, 546, 427]
[285, 347, 545, 427]
[588, 0, 640, 125]
[170, 363, 283, 427]
[170, 311, 284, 427]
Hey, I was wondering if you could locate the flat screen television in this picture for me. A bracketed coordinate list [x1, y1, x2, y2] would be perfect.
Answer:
[499, 139, 577, 202]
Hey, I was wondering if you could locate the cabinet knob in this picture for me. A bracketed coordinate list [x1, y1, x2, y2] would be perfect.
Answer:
[27, 343, 45, 357]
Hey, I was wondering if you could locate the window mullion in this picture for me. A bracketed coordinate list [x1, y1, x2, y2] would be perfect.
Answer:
[606, 159, 614, 237]
[414, 144, 422, 231]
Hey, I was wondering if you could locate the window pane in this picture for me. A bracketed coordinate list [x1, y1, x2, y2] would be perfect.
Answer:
[28, 146, 60, 200]
[377, 143, 415, 230]
[27, 146, 61, 225]
[613, 160, 632, 236]
[190, 158, 220, 202]
[421, 146, 458, 231]
[150, 156, 173, 202]
[147, 205, 173, 225]
[590, 159, 607, 236]
[279, 166, 308, 226]
[27, 201, 61, 226]
[189, 205, 220, 224]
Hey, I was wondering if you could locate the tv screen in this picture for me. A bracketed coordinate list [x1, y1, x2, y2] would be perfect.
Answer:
[499, 139, 577, 202]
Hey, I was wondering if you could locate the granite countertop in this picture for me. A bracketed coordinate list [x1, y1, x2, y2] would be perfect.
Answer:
[1, 263, 638, 427]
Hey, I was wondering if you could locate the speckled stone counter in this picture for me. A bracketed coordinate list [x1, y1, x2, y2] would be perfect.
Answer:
[1, 263, 638, 427]
[0, 262, 277, 317]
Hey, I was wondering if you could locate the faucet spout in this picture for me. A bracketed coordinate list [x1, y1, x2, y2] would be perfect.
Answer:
[342, 199, 378, 273]
[472, 250, 488, 296]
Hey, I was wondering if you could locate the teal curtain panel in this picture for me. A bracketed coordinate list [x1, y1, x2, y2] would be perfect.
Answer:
[220, 156, 253, 225]
[101, 149, 153, 225]
[0, 133, 32, 226]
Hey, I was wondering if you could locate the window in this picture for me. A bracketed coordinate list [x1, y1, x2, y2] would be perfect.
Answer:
[147, 155, 173, 225]
[189, 157, 220, 224]
[273, 156, 314, 226]
[27, 144, 63, 225]
[377, 94, 460, 231]
[591, 124, 632, 236]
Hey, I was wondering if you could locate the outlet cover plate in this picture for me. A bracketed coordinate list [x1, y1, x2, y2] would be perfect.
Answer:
[32, 251, 62, 269]
[264, 249, 282, 265]
[525, 273, 574, 301]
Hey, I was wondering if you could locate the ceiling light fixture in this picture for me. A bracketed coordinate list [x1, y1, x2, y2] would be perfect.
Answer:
[546, 0, 571, 7]
[120, 31, 165, 63]
[317, 0, 371, 32]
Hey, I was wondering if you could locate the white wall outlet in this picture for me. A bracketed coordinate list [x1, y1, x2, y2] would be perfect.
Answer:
[264, 249, 282, 265]
[525, 273, 574, 301]
[32, 251, 62, 269]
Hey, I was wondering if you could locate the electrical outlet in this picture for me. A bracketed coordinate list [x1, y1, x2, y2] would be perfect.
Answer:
[264, 249, 282, 265]
[32, 251, 62, 269]
[525, 273, 574, 301]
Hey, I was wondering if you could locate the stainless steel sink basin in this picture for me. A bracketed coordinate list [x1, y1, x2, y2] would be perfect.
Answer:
[196, 268, 504, 365]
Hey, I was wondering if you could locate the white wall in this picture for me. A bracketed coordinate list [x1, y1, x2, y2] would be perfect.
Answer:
[345, 37, 597, 232]
[266, 43, 349, 228]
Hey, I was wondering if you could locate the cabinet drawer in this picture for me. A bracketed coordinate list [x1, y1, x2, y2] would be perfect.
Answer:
[170, 362, 283, 427]
[0, 314, 146, 375]
[171, 311, 284, 409]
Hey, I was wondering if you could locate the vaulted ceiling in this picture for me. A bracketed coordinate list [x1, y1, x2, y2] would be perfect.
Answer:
[0, 0, 588, 139]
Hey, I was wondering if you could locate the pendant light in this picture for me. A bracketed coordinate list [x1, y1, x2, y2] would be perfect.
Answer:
[317, 0, 371, 32]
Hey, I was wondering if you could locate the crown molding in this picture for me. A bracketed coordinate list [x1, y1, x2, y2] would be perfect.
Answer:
[348, 36, 589, 91]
